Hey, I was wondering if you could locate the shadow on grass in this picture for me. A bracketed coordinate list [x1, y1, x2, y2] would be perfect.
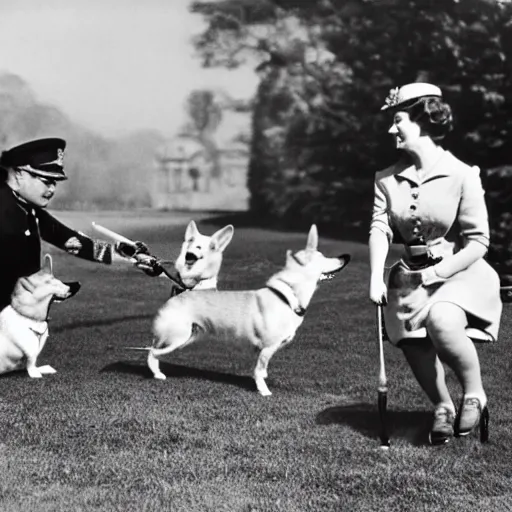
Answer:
[316, 402, 432, 446]
[100, 360, 257, 391]
[52, 314, 153, 333]
[0, 370, 27, 380]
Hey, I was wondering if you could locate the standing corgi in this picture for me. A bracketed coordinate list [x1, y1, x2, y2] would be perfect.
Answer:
[147, 225, 350, 395]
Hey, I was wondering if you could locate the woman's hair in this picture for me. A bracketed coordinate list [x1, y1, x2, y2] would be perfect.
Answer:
[399, 96, 453, 140]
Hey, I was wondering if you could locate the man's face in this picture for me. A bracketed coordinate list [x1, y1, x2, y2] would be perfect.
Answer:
[15, 170, 59, 208]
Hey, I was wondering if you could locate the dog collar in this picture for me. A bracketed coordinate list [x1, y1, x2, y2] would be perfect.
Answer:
[193, 276, 218, 290]
[266, 277, 306, 317]
[29, 324, 49, 345]
[10, 305, 49, 329]
[170, 276, 217, 298]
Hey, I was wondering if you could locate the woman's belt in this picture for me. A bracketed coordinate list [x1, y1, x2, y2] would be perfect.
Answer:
[403, 244, 443, 270]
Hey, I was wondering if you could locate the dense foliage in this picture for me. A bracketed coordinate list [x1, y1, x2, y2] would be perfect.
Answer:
[192, 0, 512, 279]
[487, 166, 512, 287]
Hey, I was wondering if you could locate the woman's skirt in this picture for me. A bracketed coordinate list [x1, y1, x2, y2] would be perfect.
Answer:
[384, 257, 502, 346]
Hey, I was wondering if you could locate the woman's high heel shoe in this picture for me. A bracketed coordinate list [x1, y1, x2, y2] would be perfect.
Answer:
[455, 397, 489, 443]
[429, 405, 455, 445]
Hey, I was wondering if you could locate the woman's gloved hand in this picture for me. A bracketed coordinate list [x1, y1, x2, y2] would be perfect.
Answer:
[421, 265, 447, 287]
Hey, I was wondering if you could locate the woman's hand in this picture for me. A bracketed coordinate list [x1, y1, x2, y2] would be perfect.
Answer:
[370, 276, 388, 305]
[421, 265, 447, 287]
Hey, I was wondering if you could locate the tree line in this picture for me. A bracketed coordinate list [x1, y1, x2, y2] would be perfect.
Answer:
[191, 0, 512, 285]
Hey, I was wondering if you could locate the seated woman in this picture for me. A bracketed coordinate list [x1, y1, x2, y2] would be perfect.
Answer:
[368, 82, 502, 445]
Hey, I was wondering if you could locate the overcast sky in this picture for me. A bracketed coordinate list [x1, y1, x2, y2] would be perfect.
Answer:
[0, 0, 258, 138]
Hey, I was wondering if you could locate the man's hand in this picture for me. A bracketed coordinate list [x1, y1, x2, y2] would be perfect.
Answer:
[133, 253, 163, 277]
[113, 240, 163, 276]
[114, 241, 149, 259]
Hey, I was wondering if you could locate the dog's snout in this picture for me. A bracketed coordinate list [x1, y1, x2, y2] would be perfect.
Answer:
[185, 252, 199, 264]
[65, 281, 82, 298]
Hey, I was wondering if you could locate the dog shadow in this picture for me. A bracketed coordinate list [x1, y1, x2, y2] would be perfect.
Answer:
[53, 314, 153, 333]
[0, 370, 28, 380]
[316, 402, 432, 446]
[100, 360, 257, 392]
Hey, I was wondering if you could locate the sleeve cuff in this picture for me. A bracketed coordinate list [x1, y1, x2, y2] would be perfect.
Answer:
[93, 240, 113, 264]
[465, 235, 490, 249]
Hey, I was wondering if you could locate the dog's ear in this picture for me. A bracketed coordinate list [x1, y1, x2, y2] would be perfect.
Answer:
[210, 225, 234, 252]
[19, 277, 36, 293]
[306, 225, 318, 251]
[42, 254, 53, 275]
[185, 220, 199, 241]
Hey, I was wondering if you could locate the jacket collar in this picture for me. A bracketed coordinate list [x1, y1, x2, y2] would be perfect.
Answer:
[394, 149, 450, 185]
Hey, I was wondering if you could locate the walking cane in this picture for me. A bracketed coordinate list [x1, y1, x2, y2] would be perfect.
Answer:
[376, 303, 390, 449]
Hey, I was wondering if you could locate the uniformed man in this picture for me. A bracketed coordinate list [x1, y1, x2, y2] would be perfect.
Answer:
[0, 137, 159, 311]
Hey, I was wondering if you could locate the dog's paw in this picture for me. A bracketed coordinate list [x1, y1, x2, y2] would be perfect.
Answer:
[255, 379, 272, 396]
[153, 372, 167, 380]
[38, 365, 57, 375]
[27, 369, 43, 378]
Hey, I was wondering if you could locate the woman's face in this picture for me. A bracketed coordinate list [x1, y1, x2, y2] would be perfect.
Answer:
[388, 111, 422, 151]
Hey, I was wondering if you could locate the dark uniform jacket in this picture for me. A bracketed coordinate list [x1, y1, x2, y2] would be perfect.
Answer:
[0, 183, 112, 311]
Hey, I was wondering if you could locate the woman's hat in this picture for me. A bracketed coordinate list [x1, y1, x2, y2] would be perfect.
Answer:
[0, 138, 67, 180]
[381, 83, 442, 111]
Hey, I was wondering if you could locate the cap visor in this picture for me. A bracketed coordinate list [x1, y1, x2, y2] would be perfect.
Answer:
[28, 170, 68, 181]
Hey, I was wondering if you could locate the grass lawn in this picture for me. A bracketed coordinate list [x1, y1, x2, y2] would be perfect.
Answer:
[0, 210, 511, 512]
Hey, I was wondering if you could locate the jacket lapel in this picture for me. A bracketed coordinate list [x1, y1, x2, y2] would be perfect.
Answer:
[394, 165, 420, 186]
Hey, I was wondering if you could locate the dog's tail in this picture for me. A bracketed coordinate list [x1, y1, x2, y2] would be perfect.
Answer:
[122, 345, 177, 357]
[149, 344, 183, 357]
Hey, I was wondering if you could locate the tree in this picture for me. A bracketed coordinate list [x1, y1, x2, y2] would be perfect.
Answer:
[191, 0, 512, 230]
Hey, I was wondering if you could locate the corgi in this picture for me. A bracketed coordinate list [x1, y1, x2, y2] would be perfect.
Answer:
[147, 225, 350, 396]
[174, 220, 234, 291]
[0, 254, 80, 378]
